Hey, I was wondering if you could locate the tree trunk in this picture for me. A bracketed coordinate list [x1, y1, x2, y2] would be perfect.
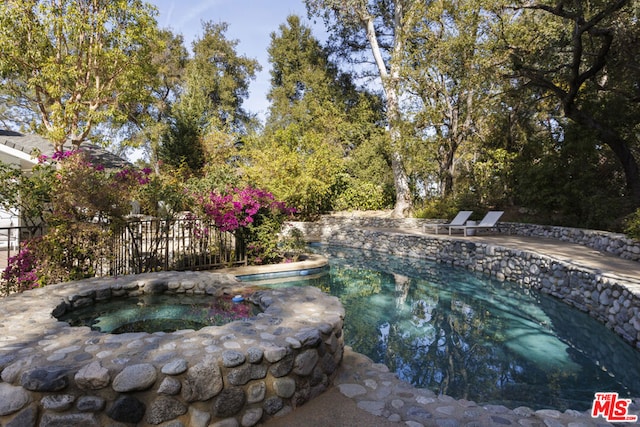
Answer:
[386, 80, 413, 217]
[363, 4, 413, 217]
[390, 141, 413, 217]
[442, 167, 454, 198]
[565, 105, 640, 207]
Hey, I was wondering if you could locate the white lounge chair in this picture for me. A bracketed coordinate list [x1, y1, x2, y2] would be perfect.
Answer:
[423, 211, 473, 234]
[448, 211, 504, 236]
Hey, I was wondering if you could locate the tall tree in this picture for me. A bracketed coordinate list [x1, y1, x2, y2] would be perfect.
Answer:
[158, 21, 260, 173]
[243, 15, 389, 217]
[502, 0, 640, 206]
[185, 21, 261, 135]
[403, 0, 498, 198]
[0, 0, 160, 151]
[267, 15, 342, 130]
[115, 29, 189, 171]
[266, 15, 381, 148]
[306, 0, 421, 217]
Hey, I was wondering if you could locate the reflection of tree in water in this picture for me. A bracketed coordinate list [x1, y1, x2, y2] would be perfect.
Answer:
[393, 273, 410, 308]
[310, 246, 640, 411]
[323, 264, 517, 401]
[317, 265, 394, 357]
[360, 274, 582, 409]
[384, 281, 505, 401]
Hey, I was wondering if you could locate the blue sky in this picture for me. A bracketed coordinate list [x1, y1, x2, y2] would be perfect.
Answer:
[147, 0, 327, 121]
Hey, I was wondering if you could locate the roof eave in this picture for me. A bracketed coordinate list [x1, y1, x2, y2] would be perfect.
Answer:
[0, 143, 38, 164]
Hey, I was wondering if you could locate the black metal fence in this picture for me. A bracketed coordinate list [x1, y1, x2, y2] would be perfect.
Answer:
[110, 218, 246, 276]
[1, 218, 246, 279]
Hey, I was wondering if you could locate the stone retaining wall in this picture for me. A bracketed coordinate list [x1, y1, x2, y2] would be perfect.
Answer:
[0, 271, 345, 426]
[289, 222, 640, 350]
[289, 216, 640, 262]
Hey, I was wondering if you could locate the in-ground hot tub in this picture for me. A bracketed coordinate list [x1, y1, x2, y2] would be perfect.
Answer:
[0, 270, 345, 426]
[57, 292, 262, 334]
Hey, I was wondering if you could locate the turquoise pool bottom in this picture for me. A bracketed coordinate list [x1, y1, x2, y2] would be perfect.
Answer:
[256, 245, 640, 412]
[59, 294, 260, 334]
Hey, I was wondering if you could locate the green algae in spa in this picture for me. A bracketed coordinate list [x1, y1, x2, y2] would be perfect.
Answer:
[58, 293, 262, 333]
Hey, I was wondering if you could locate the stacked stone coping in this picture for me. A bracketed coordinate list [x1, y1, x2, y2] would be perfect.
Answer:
[288, 215, 640, 262]
[0, 270, 345, 426]
[298, 223, 640, 350]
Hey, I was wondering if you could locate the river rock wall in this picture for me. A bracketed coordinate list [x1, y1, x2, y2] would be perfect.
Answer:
[0, 271, 345, 426]
[290, 216, 640, 262]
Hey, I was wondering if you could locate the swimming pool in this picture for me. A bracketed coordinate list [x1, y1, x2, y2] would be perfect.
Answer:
[255, 245, 640, 411]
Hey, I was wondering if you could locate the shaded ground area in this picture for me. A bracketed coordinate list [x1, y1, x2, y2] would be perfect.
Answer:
[264, 386, 401, 427]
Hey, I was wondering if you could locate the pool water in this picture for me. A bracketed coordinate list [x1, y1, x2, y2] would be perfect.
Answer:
[258, 245, 640, 411]
[59, 294, 260, 333]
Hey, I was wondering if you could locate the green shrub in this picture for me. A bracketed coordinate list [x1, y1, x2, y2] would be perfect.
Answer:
[333, 179, 389, 211]
[278, 227, 307, 262]
[1, 150, 146, 289]
[33, 223, 113, 285]
[135, 173, 189, 219]
[414, 198, 462, 220]
[624, 209, 640, 240]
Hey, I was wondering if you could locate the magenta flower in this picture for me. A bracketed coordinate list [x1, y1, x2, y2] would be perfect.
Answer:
[2, 243, 39, 291]
[52, 150, 77, 161]
[198, 186, 294, 233]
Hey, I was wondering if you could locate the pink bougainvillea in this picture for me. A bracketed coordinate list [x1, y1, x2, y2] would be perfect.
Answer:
[38, 150, 76, 164]
[114, 167, 152, 186]
[200, 186, 295, 233]
[195, 186, 296, 265]
[2, 242, 39, 293]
